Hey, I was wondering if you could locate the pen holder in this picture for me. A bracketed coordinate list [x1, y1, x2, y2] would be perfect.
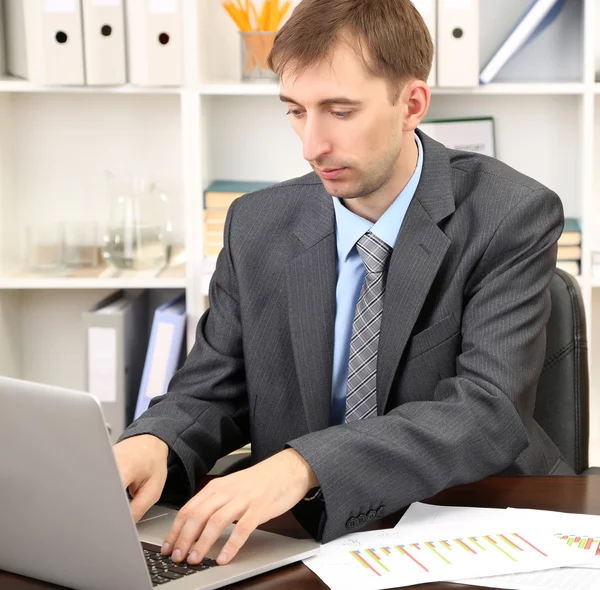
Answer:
[240, 31, 277, 82]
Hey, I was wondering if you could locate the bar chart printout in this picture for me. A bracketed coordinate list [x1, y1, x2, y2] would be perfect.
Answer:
[302, 527, 590, 590]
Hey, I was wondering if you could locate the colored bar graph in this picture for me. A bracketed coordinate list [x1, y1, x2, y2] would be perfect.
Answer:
[484, 535, 517, 562]
[366, 549, 390, 573]
[396, 545, 429, 572]
[558, 534, 600, 555]
[344, 531, 568, 580]
[469, 536, 486, 551]
[498, 534, 522, 551]
[350, 550, 381, 576]
[512, 533, 547, 557]
[456, 538, 477, 554]
[426, 541, 451, 564]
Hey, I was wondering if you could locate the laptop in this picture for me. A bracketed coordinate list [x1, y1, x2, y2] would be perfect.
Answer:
[0, 377, 320, 590]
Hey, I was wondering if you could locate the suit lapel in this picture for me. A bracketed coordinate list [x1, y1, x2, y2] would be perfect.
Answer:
[377, 130, 456, 413]
[287, 180, 337, 432]
[376, 201, 450, 413]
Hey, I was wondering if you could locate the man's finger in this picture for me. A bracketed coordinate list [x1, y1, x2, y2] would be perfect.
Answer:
[214, 515, 257, 565]
[187, 503, 247, 565]
[129, 478, 160, 523]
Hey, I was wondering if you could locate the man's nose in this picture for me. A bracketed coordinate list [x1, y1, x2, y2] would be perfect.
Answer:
[302, 117, 332, 163]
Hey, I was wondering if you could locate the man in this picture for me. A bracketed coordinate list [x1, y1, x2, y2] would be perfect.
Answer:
[115, 0, 570, 570]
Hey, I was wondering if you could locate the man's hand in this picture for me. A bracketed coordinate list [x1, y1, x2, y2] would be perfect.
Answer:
[113, 434, 170, 523]
[161, 448, 319, 566]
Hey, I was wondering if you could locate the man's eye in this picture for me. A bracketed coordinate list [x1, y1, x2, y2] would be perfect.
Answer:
[286, 109, 304, 118]
[332, 111, 351, 119]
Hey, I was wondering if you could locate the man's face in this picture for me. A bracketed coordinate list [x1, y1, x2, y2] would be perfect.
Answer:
[279, 42, 406, 200]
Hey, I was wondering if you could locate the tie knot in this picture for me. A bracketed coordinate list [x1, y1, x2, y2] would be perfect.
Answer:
[356, 232, 392, 274]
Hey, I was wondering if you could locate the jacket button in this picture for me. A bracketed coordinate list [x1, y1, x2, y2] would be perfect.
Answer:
[357, 514, 367, 526]
[346, 517, 359, 529]
[367, 510, 377, 521]
[376, 506, 386, 517]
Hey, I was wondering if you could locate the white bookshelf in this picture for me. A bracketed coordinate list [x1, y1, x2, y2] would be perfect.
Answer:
[0, 0, 599, 464]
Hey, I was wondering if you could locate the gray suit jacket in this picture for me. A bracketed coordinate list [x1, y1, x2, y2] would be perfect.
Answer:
[121, 129, 567, 543]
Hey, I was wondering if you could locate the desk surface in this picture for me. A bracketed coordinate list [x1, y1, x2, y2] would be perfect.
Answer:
[2, 476, 599, 590]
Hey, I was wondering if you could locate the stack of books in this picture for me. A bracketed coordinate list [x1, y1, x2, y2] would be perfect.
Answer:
[556, 218, 581, 277]
[203, 180, 274, 262]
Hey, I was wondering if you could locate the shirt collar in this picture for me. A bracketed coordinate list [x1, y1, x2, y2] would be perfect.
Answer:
[333, 133, 424, 260]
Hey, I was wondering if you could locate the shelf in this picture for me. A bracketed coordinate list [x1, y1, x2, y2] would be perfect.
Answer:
[0, 77, 587, 97]
[197, 81, 587, 96]
[0, 276, 186, 290]
[432, 83, 586, 95]
[0, 76, 180, 95]
[0, 264, 187, 290]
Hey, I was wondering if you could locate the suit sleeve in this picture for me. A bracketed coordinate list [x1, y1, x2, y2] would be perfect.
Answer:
[287, 187, 564, 542]
[118, 199, 249, 501]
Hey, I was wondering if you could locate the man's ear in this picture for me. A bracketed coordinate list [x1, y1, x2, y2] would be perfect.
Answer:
[402, 80, 431, 132]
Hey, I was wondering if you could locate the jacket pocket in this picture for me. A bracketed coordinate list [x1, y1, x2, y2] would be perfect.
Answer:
[407, 313, 460, 360]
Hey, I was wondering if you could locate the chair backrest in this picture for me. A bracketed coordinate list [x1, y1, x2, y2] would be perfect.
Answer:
[533, 268, 589, 474]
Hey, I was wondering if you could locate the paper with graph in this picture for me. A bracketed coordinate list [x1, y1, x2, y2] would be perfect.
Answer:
[302, 520, 589, 590]
[398, 503, 600, 568]
[393, 503, 600, 590]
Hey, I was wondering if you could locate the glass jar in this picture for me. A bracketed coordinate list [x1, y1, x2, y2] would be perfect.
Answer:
[102, 171, 171, 271]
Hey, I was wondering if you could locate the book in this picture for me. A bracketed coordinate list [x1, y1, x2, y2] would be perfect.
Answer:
[419, 117, 496, 157]
[558, 217, 581, 247]
[557, 246, 581, 261]
[204, 180, 274, 209]
[479, 0, 566, 84]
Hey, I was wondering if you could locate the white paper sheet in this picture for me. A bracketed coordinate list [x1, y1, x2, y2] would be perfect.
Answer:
[395, 502, 509, 529]
[302, 520, 589, 590]
[459, 566, 600, 590]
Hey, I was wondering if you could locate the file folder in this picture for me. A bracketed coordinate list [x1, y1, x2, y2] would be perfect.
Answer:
[81, 0, 127, 85]
[412, 0, 437, 87]
[479, 0, 565, 85]
[4, 0, 86, 85]
[133, 292, 186, 420]
[83, 290, 149, 442]
[125, 0, 183, 86]
[437, 0, 479, 87]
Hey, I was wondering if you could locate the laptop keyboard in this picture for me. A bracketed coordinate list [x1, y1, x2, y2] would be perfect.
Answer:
[142, 542, 218, 586]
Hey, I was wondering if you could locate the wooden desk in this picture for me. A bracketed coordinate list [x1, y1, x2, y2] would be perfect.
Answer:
[2, 476, 599, 590]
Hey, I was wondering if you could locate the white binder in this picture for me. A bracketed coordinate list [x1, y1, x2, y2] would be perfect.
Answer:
[437, 0, 479, 87]
[81, 0, 126, 85]
[4, 0, 85, 85]
[83, 290, 150, 443]
[412, 0, 437, 87]
[125, 0, 183, 86]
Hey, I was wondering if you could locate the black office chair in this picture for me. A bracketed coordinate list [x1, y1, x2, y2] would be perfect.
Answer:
[533, 268, 599, 475]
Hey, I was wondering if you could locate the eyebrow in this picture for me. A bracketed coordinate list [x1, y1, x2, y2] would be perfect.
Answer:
[279, 94, 363, 107]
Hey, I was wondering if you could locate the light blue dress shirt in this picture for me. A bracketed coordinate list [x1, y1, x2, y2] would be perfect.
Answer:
[330, 134, 424, 425]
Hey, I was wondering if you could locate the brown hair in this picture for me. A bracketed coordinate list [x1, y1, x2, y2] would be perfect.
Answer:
[268, 0, 433, 102]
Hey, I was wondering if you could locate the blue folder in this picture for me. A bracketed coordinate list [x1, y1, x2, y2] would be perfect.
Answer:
[133, 293, 186, 420]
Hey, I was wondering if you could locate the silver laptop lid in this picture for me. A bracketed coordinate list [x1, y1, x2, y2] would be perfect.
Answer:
[0, 376, 152, 590]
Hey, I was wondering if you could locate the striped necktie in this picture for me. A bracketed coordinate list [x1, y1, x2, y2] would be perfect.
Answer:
[345, 232, 393, 422]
